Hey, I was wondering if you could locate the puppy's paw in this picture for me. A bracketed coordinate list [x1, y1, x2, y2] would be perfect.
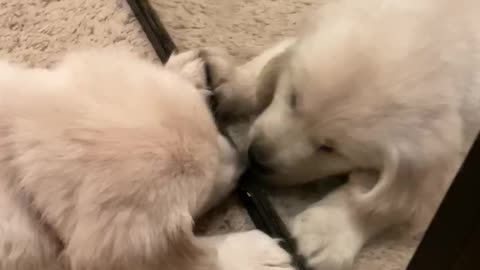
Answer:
[165, 50, 207, 90]
[216, 230, 294, 270]
[200, 48, 257, 121]
[199, 47, 236, 88]
[291, 207, 365, 270]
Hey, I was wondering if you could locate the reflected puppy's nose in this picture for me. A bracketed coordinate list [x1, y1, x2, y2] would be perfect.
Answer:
[247, 141, 274, 175]
[248, 140, 270, 161]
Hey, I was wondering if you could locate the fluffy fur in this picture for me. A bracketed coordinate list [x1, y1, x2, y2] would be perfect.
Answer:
[203, 0, 480, 269]
[0, 48, 294, 270]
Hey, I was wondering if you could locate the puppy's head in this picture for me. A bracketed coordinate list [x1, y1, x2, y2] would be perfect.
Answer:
[247, 13, 459, 187]
[247, 44, 363, 185]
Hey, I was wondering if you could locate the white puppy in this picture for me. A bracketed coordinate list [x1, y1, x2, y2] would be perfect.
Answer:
[202, 0, 480, 269]
[0, 48, 294, 270]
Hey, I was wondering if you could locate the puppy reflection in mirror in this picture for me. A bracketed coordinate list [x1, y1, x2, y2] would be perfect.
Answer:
[201, 0, 480, 269]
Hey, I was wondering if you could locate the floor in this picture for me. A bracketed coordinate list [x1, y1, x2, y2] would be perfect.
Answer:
[0, 0, 420, 269]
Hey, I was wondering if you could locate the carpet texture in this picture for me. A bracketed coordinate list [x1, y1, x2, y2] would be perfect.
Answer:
[0, 0, 420, 269]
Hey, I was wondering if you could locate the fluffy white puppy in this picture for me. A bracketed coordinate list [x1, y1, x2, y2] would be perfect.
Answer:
[203, 0, 480, 269]
[0, 48, 294, 270]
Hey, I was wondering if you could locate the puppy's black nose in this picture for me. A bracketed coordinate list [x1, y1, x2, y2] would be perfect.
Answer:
[247, 143, 274, 175]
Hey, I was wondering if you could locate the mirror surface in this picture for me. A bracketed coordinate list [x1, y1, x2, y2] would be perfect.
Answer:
[148, 1, 465, 269]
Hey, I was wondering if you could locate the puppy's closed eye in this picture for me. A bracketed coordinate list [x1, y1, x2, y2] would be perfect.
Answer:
[315, 139, 335, 153]
[317, 144, 335, 153]
[289, 91, 298, 110]
[289, 86, 303, 112]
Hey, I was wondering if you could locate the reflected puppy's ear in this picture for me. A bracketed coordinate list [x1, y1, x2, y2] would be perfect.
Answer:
[255, 51, 291, 114]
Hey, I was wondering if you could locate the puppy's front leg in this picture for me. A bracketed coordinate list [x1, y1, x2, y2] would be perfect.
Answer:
[290, 172, 377, 270]
[199, 230, 294, 270]
[292, 154, 459, 270]
[165, 49, 208, 92]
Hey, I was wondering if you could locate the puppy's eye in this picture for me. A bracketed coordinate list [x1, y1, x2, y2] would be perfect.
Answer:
[289, 91, 297, 109]
[317, 144, 335, 153]
[315, 139, 335, 153]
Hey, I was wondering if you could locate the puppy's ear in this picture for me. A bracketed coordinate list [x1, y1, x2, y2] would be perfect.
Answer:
[255, 51, 291, 114]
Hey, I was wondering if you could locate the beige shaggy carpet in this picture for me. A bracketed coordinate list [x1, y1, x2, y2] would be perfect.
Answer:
[0, 0, 420, 269]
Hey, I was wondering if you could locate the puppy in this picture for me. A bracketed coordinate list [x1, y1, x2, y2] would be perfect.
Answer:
[0, 48, 295, 270]
[203, 0, 480, 269]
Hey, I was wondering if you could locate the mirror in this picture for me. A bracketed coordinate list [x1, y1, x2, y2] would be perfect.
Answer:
[142, 1, 468, 269]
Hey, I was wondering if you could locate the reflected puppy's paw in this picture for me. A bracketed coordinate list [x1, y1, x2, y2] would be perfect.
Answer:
[292, 206, 365, 270]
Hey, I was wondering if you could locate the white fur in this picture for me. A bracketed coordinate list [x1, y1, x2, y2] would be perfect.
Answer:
[0, 48, 294, 270]
[202, 0, 480, 269]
